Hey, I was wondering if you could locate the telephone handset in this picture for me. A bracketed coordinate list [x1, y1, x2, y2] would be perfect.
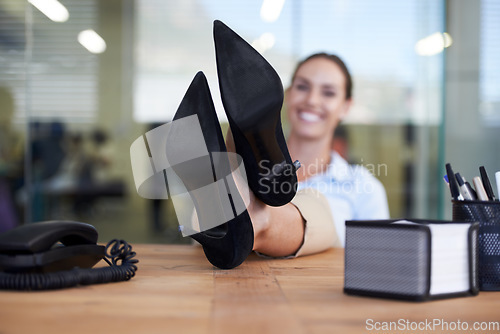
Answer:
[0, 221, 138, 290]
[0, 221, 104, 273]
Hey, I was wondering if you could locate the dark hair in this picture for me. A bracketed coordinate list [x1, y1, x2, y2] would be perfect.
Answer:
[291, 53, 353, 100]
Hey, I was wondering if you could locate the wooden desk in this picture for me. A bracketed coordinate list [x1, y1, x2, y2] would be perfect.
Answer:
[0, 245, 499, 334]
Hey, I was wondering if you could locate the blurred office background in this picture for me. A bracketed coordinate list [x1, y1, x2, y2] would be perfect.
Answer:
[0, 0, 499, 243]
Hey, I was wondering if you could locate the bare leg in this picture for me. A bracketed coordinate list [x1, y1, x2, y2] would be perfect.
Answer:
[226, 130, 305, 257]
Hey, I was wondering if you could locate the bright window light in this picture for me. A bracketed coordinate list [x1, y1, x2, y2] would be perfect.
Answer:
[28, 0, 69, 22]
[260, 0, 285, 23]
[415, 32, 453, 56]
[78, 29, 107, 54]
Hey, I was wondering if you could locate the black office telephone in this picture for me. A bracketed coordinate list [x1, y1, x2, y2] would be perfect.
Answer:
[0, 221, 138, 291]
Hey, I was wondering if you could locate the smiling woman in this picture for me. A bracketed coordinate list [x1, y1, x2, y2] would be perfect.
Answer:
[243, 53, 390, 259]
[284, 53, 390, 246]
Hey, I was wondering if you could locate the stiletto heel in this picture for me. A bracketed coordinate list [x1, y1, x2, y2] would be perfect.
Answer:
[167, 71, 254, 270]
[213, 20, 300, 207]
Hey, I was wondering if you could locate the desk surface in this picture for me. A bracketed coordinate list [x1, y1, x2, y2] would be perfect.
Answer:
[0, 244, 499, 334]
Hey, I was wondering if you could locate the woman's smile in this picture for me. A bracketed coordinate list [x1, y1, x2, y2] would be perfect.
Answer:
[297, 110, 323, 123]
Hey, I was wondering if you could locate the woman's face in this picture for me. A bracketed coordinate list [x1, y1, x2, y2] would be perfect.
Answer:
[286, 57, 351, 141]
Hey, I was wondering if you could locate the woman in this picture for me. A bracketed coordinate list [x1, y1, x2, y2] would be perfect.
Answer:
[246, 53, 389, 258]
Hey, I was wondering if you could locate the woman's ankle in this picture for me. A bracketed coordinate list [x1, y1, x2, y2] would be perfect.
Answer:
[248, 201, 271, 251]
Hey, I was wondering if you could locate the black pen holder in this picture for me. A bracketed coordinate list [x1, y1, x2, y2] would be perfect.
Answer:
[452, 200, 500, 291]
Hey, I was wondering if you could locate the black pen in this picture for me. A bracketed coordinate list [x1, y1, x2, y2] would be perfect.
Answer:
[480, 166, 496, 201]
[446, 163, 462, 201]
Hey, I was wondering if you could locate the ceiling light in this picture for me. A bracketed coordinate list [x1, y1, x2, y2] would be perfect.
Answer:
[78, 29, 107, 54]
[28, 0, 69, 22]
[415, 32, 453, 56]
[251, 32, 276, 54]
[260, 0, 285, 23]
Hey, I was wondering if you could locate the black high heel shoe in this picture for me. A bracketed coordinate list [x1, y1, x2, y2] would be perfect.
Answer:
[213, 20, 300, 207]
[167, 71, 254, 270]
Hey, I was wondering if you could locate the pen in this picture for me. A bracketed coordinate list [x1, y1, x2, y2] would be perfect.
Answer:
[496, 172, 500, 201]
[456, 173, 474, 200]
[455, 173, 478, 199]
[473, 176, 489, 201]
[446, 163, 463, 200]
[480, 166, 496, 201]
[464, 180, 477, 200]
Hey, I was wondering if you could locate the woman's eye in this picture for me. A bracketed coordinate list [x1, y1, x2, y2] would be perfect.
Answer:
[295, 84, 308, 91]
[323, 91, 336, 97]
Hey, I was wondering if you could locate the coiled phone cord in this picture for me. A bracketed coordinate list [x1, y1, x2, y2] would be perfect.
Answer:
[0, 239, 138, 291]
